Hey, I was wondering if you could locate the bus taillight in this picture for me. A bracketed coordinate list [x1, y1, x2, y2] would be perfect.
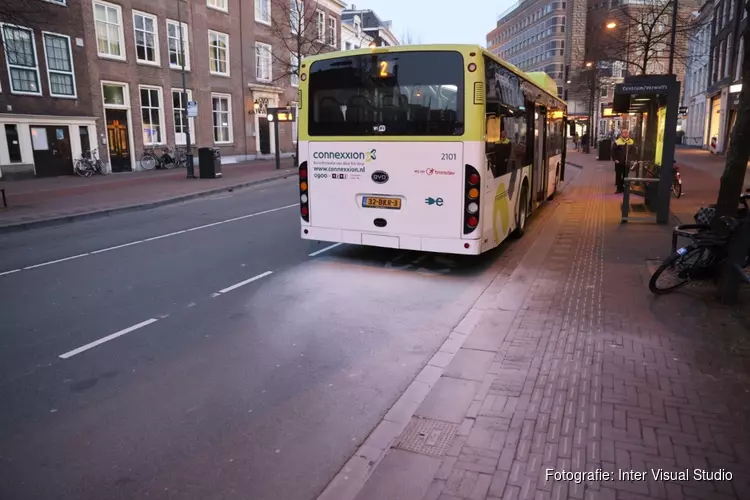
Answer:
[464, 165, 480, 234]
[299, 161, 310, 222]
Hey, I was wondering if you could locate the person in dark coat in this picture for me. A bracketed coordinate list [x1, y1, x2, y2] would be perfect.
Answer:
[612, 129, 635, 194]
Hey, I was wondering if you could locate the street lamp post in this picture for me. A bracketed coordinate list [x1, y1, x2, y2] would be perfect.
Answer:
[177, 0, 195, 179]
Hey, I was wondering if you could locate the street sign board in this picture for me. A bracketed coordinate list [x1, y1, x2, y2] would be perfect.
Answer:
[267, 106, 296, 122]
[187, 100, 198, 117]
[678, 106, 688, 114]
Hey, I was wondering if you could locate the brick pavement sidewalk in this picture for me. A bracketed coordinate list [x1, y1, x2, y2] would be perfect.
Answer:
[0, 158, 296, 231]
[327, 154, 750, 500]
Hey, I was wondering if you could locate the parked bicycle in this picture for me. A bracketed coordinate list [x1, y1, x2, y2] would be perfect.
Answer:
[628, 160, 681, 198]
[649, 190, 750, 294]
[74, 149, 106, 177]
[140, 146, 187, 170]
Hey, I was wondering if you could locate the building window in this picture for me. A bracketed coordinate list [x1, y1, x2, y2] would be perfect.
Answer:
[207, 0, 228, 12]
[44, 0, 67, 4]
[725, 37, 733, 78]
[167, 20, 190, 70]
[327, 17, 337, 46]
[4, 125, 22, 163]
[345, 41, 352, 51]
[211, 93, 232, 144]
[133, 11, 159, 64]
[316, 11, 325, 42]
[290, 52, 299, 87]
[140, 86, 164, 145]
[290, 0, 303, 33]
[102, 83, 125, 105]
[1, 25, 41, 95]
[42, 33, 75, 97]
[255, 0, 271, 24]
[600, 86, 608, 98]
[737, 38, 744, 81]
[172, 89, 195, 145]
[93, 0, 125, 60]
[208, 30, 229, 76]
[255, 42, 272, 82]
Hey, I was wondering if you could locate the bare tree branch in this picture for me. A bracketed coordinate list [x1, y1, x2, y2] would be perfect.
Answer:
[267, 0, 338, 86]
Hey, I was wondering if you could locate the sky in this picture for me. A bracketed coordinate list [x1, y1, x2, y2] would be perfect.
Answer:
[354, 0, 517, 46]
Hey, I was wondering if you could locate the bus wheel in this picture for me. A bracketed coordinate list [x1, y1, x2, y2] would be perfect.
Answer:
[513, 185, 528, 238]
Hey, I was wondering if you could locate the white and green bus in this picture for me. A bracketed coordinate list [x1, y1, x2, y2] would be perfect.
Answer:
[296, 44, 567, 255]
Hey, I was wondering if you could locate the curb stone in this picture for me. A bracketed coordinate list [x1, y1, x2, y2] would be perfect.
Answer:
[316, 170, 586, 500]
[0, 168, 296, 234]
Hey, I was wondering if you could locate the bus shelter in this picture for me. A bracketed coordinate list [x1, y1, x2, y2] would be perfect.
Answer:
[612, 74, 680, 224]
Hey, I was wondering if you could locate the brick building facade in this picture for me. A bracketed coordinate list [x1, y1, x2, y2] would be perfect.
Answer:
[0, 0, 98, 179]
[1, 0, 345, 177]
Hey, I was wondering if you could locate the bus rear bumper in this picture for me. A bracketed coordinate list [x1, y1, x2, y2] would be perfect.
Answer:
[301, 227, 482, 255]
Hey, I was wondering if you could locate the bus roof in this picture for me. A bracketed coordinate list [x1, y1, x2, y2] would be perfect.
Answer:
[301, 44, 566, 107]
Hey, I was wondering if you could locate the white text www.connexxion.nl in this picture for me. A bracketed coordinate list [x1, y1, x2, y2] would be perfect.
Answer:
[311, 166, 366, 173]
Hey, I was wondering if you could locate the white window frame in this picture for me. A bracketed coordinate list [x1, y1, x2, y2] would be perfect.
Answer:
[41, 32, 77, 98]
[172, 89, 196, 145]
[1, 24, 42, 96]
[208, 30, 230, 76]
[43, 0, 67, 5]
[255, 0, 271, 25]
[316, 11, 325, 42]
[290, 0, 303, 34]
[139, 85, 166, 146]
[211, 93, 233, 144]
[290, 52, 299, 87]
[327, 16, 337, 47]
[132, 10, 160, 66]
[207, 0, 228, 13]
[93, 0, 126, 61]
[255, 42, 272, 82]
[166, 20, 190, 71]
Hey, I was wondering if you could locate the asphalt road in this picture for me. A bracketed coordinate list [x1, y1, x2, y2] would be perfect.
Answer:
[0, 176, 527, 500]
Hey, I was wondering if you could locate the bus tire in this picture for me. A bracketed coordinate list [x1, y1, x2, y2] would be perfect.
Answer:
[513, 184, 529, 238]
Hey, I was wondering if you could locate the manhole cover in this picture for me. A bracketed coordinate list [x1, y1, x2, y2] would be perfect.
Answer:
[396, 417, 459, 457]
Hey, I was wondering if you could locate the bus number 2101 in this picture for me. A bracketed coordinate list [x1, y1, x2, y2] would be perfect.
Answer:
[441, 153, 457, 160]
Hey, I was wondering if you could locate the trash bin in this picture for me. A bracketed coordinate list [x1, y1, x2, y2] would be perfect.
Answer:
[198, 147, 222, 178]
[598, 138, 612, 161]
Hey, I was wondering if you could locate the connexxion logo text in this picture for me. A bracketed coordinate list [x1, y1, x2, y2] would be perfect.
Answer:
[312, 149, 377, 162]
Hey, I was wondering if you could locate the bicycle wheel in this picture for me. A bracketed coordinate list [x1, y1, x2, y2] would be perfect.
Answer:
[95, 159, 106, 175]
[75, 160, 93, 177]
[649, 246, 706, 294]
[672, 180, 682, 198]
[140, 153, 158, 170]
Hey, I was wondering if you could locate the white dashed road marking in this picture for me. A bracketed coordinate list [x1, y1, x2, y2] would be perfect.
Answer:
[59, 318, 160, 359]
[308, 243, 343, 257]
[2, 204, 298, 277]
[216, 271, 273, 295]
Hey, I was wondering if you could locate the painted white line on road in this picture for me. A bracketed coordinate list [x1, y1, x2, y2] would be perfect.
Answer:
[217, 271, 273, 294]
[2, 204, 298, 277]
[24, 253, 89, 270]
[59, 318, 159, 359]
[308, 243, 343, 257]
[143, 229, 188, 242]
[186, 204, 298, 232]
[90, 240, 143, 254]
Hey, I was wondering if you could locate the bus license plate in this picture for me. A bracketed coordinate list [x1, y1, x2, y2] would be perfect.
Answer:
[362, 196, 401, 209]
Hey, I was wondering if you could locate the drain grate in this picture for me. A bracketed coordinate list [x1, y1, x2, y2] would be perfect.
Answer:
[396, 417, 459, 457]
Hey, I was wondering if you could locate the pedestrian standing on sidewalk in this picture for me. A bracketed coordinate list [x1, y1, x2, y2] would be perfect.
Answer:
[573, 132, 580, 151]
[613, 128, 635, 194]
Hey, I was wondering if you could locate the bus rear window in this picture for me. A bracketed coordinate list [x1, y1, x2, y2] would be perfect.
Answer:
[308, 51, 465, 136]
